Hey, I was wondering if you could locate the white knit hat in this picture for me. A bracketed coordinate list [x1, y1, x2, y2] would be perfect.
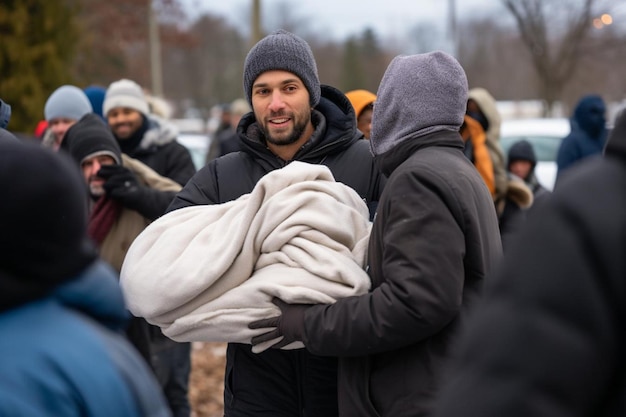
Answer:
[103, 79, 149, 117]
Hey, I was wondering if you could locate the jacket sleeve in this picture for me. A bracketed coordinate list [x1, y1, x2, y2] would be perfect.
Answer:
[166, 141, 197, 186]
[303, 169, 466, 356]
[167, 161, 220, 212]
[556, 135, 579, 174]
[124, 188, 178, 221]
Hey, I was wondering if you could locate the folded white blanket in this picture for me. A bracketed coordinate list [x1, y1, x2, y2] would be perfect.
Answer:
[120, 161, 372, 351]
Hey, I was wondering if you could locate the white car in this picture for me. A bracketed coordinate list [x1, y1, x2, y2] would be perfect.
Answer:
[177, 133, 211, 171]
[500, 118, 571, 191]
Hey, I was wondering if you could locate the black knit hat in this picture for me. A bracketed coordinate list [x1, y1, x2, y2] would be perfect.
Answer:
[65, 113, 122, 165]
[507, 139, 537, 168]
[243, 29, 320, 107]
[0, 140, 98, 312]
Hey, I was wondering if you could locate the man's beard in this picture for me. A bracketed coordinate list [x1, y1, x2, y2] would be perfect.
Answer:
[89, 182, 106, 198]
[261, 111, 310, 147]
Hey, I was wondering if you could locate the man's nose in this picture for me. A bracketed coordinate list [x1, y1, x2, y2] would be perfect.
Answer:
[268, 91, 285, 112]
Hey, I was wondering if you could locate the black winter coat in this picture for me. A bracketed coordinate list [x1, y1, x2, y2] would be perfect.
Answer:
[302, 131, 502, 417]
[121, 117, 197, 220]
[432, 112, 626, 417]
[124, 116, 196, 187]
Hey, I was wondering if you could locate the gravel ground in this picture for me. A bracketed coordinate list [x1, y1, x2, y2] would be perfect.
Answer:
[189, 342, 227, 417]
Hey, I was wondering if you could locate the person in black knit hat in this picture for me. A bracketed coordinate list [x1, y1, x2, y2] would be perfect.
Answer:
[507, 139, 550, 205]
[63, 113, 188, 417]
[0, 140, 170, 417]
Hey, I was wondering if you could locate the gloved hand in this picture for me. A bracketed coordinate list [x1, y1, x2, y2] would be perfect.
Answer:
[97, 164, 148, 208]
[97, 164, 176, 221]
[248, 297, 309, 349]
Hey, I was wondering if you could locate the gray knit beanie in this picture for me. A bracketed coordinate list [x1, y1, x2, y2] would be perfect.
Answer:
[370, 51, 468, 156]
[103, 79, 149, 117]
[44, 85, 93, 122]
[243, 29, 320, 107]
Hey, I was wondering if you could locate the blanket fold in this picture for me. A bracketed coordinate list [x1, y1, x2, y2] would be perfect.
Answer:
[120, 162, 372, 351]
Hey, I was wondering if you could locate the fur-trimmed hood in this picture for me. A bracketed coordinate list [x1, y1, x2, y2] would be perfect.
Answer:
[137, 115, 179, 150]
[505, 174, 534, 209]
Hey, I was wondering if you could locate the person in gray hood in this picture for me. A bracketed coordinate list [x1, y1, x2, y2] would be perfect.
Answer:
[250, 51, 502, 417]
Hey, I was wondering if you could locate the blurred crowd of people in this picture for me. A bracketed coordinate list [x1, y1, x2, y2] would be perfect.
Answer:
[1, 28, 623, 417]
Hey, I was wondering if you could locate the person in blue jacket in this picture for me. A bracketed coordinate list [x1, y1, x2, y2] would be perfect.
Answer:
[0, 140, 171, 417]
[556, 94, 608, 179]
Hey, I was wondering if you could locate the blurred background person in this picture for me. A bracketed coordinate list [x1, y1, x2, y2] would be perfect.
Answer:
[460, 114, 495, 195]
[84, 85, 107, 121]
[215, 97, 251, 157]
[345, 89, 376, 139]
[556, 94, 608, 180]
[64, 113, 183, 413]
[42, 85, 93, 151]
[507, 139, 550, 205]
[0, 98, 18, 141]
[0, 140, 170, 417]
[103, 78, 196, 187]
[465, 88, 533, 251]
[103, 78, 195, 416]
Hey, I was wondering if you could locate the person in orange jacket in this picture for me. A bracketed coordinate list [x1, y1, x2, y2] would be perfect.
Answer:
[460, 114, 496, 196]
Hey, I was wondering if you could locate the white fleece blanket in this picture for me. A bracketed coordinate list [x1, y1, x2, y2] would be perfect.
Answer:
[120, 162, 372, 352]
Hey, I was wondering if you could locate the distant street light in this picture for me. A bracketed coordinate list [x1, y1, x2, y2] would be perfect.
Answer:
[593, 13, 613, 28]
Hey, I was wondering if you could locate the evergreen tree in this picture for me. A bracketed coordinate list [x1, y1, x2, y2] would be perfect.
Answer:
[0, 0, 80, 133]
[339, 36, 367, 92]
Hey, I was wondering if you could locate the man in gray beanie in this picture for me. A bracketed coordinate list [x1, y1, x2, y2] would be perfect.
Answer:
[42, 85, 93, 151]
[164, 29, 386, 417]
[249, 51, 502, 417]
[243, 29, 321, 108]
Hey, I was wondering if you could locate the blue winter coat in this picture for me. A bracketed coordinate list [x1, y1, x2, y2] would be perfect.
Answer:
[0, 261, 171, 417]
[556, 94, 608, 176]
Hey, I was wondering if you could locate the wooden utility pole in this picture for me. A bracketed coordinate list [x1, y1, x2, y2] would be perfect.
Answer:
[149, 0, 163, 96]
[251, 0, 262, 46]
[448, 0, 457, 57]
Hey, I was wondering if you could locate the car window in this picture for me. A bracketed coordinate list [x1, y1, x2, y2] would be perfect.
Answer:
[177, 134, 211, 170]
[501, 135, 562, 162]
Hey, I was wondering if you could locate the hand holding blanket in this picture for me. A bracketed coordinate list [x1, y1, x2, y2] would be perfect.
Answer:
[120, 161, 372, 352]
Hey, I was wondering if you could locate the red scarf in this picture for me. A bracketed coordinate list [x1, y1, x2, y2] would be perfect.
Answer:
[88, 197, 122, 246]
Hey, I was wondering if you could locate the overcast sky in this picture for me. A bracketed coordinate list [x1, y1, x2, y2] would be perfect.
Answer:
[182, 0, 506, 42]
